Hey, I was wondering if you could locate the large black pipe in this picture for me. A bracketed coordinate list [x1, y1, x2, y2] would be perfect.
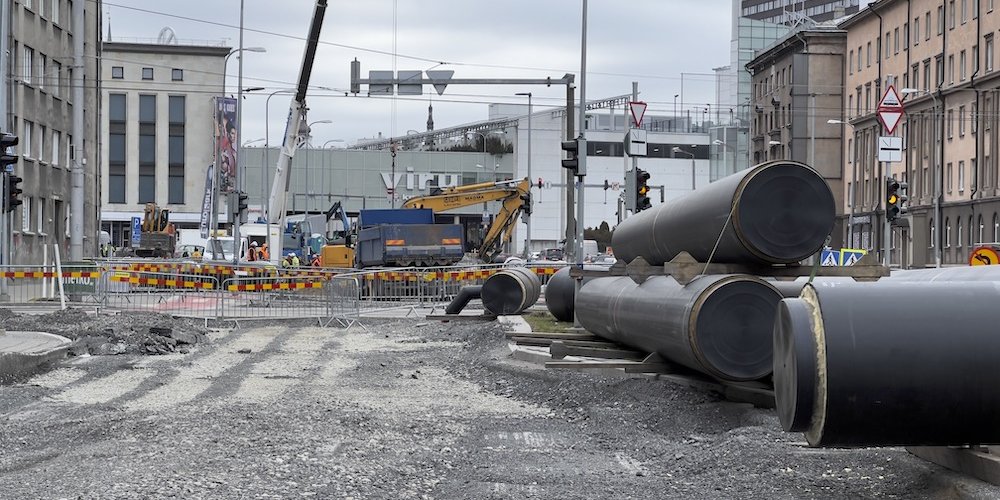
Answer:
[576, 274, 782, 381]
[445, 285, 481, 315]
[775, 281, 1000, 447]
[612, 161, 835, 266]
[544, 265, 608, 322]
[888, 265, 1000, 282]
[481, 267, 541, 315]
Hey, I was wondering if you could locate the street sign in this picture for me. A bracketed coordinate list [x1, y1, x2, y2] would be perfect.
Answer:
[877, 136, 903, 162]
[425, 70, 455, 96]
[840, 248, 867, 266]
[821, 248, 840, 266]
[629, 101, 647, 127]
[131, 216, 142, 245]
[877, 85, 905, 134]
[625, 129, 647, 157]
[970, 245, 1000, 265]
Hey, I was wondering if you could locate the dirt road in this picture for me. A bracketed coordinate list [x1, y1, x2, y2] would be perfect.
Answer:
[0, 317, 993, 499]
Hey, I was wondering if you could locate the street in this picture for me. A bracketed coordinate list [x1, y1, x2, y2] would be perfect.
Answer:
[0, 316, 993, 499]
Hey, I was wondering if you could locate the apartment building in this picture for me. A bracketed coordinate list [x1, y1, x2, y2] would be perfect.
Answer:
[7, 0, 101, 264]
[841, 0, 1000, 267]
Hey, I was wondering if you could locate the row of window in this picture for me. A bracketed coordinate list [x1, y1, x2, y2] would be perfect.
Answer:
[110, 66, 183, 82]
[20, 119, 68, 167]
[22, 0, 66, 28]
[17, 195, 66, 238]
[20, 43, 71, 100]
[931, 214, 1000, 248]
[108, 94, 186, 205]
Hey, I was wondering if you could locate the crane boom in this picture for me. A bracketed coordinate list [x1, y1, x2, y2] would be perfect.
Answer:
[266, 0, 328, 262]
[402, 178, 532, 262]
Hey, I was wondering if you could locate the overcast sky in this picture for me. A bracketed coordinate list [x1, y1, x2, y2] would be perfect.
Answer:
[104, 0, 733, 146]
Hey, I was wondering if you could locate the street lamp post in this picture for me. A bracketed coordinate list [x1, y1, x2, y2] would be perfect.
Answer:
[712, 139, 734, 180]
[263, 88, 294, 222]
[321, 139, 344, 206]
[303, 120, 332, 212]
[515, 92, 532, 257]
[214, 43, 265, 261]
[672, 146, 696, 190]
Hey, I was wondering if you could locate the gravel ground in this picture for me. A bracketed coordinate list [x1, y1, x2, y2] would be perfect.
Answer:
[0, 312, 996, 499]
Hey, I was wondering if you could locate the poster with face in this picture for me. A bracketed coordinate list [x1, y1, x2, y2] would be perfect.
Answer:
[216, 97, 238, 193]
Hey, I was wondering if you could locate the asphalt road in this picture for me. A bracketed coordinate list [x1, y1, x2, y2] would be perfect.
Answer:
[0, 317, 995, 499]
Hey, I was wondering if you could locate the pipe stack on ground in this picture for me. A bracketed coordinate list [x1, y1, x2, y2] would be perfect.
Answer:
[612, 161, 835, 266]
[544, 266, 608, 322]
[576, 274, 782, 381]
[774, 281, 1000, 447]
[481, 267, 541, 315]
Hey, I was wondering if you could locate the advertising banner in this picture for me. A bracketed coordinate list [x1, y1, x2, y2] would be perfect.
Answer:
[215, 97, 238, 193]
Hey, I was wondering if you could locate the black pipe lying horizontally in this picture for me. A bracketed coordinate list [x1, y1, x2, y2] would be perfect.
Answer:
[774, 281, 1000, 447]
[612, 161, 835, 266]
[445, 285, 482, 315]
[576, 274, 782, 382]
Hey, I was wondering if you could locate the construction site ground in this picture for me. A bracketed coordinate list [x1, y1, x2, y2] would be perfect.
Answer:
[0, 308, 995, 499]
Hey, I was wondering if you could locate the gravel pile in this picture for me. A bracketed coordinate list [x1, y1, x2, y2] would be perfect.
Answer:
[2, 308, 209, 356]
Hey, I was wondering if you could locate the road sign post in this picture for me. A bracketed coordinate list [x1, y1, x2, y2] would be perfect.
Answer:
[876, 84, 906, 268]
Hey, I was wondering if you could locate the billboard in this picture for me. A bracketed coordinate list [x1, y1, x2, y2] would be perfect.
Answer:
[215, 97, 238, 193]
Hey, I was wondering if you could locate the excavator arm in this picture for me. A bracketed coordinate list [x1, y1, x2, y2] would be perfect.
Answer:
[402, 178, 532, 262]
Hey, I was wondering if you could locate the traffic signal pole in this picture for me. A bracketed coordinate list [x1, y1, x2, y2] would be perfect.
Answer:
[575, 0, 587, 269]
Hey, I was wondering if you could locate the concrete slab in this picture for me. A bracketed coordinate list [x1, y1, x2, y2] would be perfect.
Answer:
[0, 330, 71, 382]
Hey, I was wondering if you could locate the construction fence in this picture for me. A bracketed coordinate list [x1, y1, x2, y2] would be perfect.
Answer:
[0, 260, 566, 326]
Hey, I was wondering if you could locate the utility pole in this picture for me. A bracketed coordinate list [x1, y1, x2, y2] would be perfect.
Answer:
[575, 0, 588, 268]
[565, 78, 576, 261]
[70, 0, 85, 260]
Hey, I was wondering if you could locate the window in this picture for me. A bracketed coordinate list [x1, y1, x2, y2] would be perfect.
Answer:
[168, 95, 185, 205]
[51, 131, 60, 166]
[51, 0, 59, 24]
[22, 121, 32, 158]
[111, 66, 123, 79]
[987, 35, 995, 71]
[141, 67, 153, 80]
[23, 46, 33, 85]
[930, 219, 935, 248]
[949, 0, 956, 29]
[949, 54, 955, 84]
[938, 5, 945, 34]
[995, 214, 1000, 243]
[849, 50, 854, 74]
[39, 54, 46, 90]
[109, 93, 126, 122]
[38, 125, 45, 163]
[109, 93, 126, 204]
[138, 135, 155, 203]
[139, 94, 155, 123]
[979, 214, 985, 243]
[959, 159, 966, 191]
[962, 0, 968, 23]
[926, 11, 932, 40]
[937, 55, 945, 86]
[894, 27, 900, 54]
[948, 109, 954, 138]
[960, 105, 966, 136]
[168, 95, 185, 124]
[36, 197, 45, 235]
[904, 22, 909, 50]
[960, 50, 967, 81]
[912, 64, 920, 89]
[53, 61, 61, 97]
[945, 219, 951, 247]
[948, 162, 954, 192]
[867, 42, 872, 67]
[885, 32, 890, 60]
[858, 45, 862, 71]
[958, 223, 964, 248]
[848, 138, 853, 163]
[914, 17, 920, 45]
[171, 68, 183, 81]
[974, 102, 979, 133]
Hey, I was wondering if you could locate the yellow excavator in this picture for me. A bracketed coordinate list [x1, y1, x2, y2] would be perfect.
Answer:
[402, 178, 532, 263]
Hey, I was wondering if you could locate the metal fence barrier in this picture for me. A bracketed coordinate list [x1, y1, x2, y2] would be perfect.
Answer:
[0, 260, 568, 326]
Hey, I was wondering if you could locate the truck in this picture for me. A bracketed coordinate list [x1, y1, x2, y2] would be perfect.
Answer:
[354, 209, 465, 267]
[135, 203, 176, 258]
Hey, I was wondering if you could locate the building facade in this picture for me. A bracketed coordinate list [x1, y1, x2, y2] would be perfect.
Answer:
[7, 0, 101, 264]
[742, 0, 860, 24]
[747, 25, 848, 245]
[99, 41, 229, 247]
[840, 0, 1000, 268]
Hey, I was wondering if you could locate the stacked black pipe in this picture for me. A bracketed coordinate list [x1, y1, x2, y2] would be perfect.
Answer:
[577, 161, 835, 382]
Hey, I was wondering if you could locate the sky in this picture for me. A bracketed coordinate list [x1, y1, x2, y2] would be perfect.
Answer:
[103, 0, 734, 147]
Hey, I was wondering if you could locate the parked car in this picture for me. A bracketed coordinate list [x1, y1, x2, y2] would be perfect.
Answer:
[543, 248, 564, 261]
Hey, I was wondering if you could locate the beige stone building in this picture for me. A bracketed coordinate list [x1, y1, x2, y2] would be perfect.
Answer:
[747, 25, 848, 247]
[841, 0, 1000, 267]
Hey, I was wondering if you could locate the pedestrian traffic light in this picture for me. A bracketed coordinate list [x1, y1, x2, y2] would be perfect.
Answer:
[897, 180, 909, 216]
[636, 168, 651, 212]
[561, 139, 579, 174]
[5, 174, 22, 213]
[886, 178, 901, 221]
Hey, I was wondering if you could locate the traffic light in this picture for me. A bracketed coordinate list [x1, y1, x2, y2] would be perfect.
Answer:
[5, 174, 22, 213]
[886, 178, 901, 221]
[561, 139, 579, 174]
[897, 181, 909, 216]
[0, 133, 18, 169]
[237, 191, 249, 224]
[635, 168, 651, 212]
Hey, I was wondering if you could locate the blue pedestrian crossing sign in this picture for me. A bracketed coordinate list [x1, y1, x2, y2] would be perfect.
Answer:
[820, 248, 840, 266]
[839, 248, 866, 266]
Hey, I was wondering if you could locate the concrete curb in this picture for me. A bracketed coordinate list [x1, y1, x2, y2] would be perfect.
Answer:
[0, 331, 72, 383]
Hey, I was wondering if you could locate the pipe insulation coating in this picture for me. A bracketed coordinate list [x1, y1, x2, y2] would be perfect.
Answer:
[481, 267, 541, 315]
[576, 274, 782, 381]
[611, 161, 835, 266]
[774, 281, 1000, 447]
